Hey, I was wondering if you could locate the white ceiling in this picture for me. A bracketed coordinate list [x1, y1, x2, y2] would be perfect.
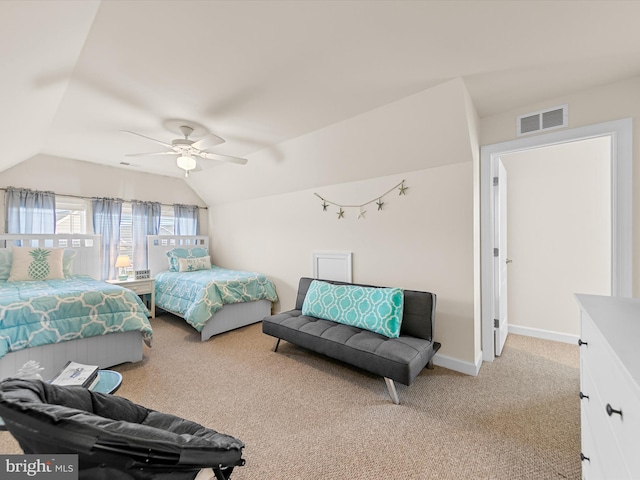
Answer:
[3, 0, 640, 178]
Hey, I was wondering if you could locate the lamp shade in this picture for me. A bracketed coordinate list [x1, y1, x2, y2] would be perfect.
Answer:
[115, 255, 131, 268]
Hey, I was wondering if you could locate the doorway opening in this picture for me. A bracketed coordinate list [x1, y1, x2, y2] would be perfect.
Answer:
[480, 118, 632, 362]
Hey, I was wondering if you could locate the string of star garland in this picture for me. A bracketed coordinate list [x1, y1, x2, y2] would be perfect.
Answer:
[314, 180, 408, 220]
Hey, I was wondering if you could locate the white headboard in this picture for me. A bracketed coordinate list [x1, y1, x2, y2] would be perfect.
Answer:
[147, 235, 209, 277]
[0, 234, 101, 279]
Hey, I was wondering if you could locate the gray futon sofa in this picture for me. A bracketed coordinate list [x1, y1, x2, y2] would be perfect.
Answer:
[262, 277, 441, 404]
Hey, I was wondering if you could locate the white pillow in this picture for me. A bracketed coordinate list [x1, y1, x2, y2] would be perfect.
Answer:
[63, 249, 77, 276]
[178, 255, 211, 272]
[166, 247, 209, 272]
[8, 247, 65, 281]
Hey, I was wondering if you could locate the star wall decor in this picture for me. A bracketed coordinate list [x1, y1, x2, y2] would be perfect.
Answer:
[314, 180, 408, 220]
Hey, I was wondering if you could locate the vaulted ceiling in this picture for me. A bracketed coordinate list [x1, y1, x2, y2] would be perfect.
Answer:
[3, 0, 640, 178]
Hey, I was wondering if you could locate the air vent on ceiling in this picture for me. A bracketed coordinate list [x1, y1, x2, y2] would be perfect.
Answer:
[517, 104, 568, 136]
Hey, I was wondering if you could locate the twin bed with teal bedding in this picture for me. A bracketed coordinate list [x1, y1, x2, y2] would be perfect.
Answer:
[0, 276, 152, 359]
[148, 235, 278, 341]
[155, 267, 278, 333]
[0, 234, 152, 381]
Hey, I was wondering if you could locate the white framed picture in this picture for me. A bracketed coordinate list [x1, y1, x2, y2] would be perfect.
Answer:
[312, 252, 352, 283]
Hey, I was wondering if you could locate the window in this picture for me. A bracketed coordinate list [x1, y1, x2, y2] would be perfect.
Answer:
[56, 197, 87, 234]
[119, 203, 134, 275]
[159, 204, 175, 236]
[118, 203, 175, 273]
[53, 196, 176, 274]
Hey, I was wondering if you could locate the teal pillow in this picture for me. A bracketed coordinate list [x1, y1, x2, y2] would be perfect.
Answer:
[0, 250, 11, 281]
[166, 247, 208, 272]
[301, 280, 404, 338]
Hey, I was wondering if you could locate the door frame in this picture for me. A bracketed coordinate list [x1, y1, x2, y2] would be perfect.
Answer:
[480, 118, 633, 362]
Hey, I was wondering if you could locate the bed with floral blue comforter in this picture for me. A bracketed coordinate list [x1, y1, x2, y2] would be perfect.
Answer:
[0, 275, 153, 359]
[155, 266, 278, 332]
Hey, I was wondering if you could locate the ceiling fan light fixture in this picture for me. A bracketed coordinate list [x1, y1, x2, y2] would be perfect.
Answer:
[123, 126, 247, 175]
[177, 154, 197, 177]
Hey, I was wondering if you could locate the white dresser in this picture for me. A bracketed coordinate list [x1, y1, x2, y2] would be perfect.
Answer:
[575, 294, 640, 479]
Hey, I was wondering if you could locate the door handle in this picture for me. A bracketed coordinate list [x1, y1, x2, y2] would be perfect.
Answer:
[506, 259, 513, 264]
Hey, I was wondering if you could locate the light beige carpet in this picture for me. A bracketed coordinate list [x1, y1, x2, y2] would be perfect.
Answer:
[0, 313, 581, 479]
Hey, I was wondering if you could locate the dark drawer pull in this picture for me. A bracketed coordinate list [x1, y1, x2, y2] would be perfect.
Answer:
[606, 403, 623, 418]
[581, 453, 590, 462]
[579, 392, 589, 400]
[578, 339, 588, 346]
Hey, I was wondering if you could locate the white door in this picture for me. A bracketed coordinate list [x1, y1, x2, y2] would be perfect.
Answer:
[494, 159, 509, 356]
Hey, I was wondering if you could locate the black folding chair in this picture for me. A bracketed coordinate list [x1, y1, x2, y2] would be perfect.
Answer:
[0, 378, 245, 480]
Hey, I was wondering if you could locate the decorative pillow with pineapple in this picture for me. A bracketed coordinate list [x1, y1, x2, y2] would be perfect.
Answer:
[8, 247, 65, 282]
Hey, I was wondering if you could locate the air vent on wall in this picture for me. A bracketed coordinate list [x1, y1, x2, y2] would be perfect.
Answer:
[517, 104, 568, 136]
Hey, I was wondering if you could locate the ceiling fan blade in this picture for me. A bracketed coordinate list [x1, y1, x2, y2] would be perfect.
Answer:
[198, 151, 248, 165]
[126, 151, 177, 157]
[121, 130, 173, 148]
[191, 132, 225, 150]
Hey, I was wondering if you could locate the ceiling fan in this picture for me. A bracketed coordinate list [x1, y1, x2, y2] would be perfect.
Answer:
[123, 125, 247, 177]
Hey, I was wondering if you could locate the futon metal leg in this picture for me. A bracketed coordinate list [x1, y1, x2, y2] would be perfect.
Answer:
[384, 377, 400, 405]
[426, 359, 434, 370]
[212, 466, 233, 480]
[273, 338, 281, 352]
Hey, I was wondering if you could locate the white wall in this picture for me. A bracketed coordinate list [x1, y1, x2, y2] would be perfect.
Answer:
[501, 137, 611, 337]
[0, 154, 207, 233]
[480, 75, 640, 297]
[205, 79, 480, 371]
[190, 79, 477, 206]
[462, 79, 483, 363]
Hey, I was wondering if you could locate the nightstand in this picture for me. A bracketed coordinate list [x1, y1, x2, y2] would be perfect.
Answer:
[107, 278, 155, 318]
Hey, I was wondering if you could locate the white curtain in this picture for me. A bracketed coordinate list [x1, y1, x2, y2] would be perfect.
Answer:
[92, 197, 123, 280]
[5, 187, 56, 234]
[132, 200, 161, 270]
[174, 204, 199, 236]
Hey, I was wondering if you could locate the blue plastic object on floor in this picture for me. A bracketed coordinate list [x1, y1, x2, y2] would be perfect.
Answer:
[90, 370, 123, 394]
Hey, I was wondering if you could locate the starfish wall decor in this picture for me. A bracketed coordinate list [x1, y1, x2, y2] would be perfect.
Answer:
[314, 180, 408, 220]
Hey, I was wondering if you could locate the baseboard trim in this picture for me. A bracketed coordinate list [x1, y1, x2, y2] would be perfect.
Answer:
[433, 351, 482, 377]
[508, 324, 579, 345]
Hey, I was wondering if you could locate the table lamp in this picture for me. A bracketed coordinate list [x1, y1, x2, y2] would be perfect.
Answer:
[115, 255, 131, 281]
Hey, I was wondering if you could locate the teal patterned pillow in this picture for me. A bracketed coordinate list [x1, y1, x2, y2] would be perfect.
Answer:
[0, 250, 12, 281]
[301, 280, 404, 338]
[166, 247, 208, 272]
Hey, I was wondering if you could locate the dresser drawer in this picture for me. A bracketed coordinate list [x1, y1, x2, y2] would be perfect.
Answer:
[576, 295, 640, 480]
[580, 366, 632, 479]
[126, 282, 153, 295]
[580, 317, 640, 476]
[584, 358, 640, 475]
[579, 311, 611, 367]
[580, 413, 606, 480]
